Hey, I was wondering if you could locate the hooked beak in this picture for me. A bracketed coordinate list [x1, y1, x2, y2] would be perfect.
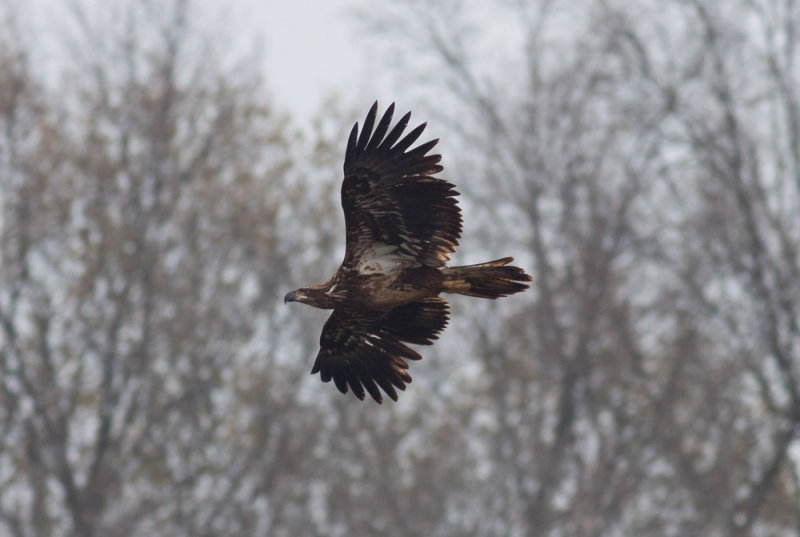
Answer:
[284, 290, 297, 304]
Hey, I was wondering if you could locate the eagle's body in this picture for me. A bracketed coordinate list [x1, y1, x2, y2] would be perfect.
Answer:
[285, 102, 531, 403]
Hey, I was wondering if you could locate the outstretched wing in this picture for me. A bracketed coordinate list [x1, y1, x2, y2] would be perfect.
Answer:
[311, 298, 450, 403]
[341, 102, 462, 273]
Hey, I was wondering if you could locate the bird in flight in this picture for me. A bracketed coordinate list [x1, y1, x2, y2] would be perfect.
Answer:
[285, 102, 531, 403]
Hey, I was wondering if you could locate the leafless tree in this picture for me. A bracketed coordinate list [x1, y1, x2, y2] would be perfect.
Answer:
[5, 0, 800, 535]
[0, 2, 335, 535]
[358, 0, 800, 535]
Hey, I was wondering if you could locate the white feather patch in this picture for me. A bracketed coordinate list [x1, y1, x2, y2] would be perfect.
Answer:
[356, 244, 412, 274]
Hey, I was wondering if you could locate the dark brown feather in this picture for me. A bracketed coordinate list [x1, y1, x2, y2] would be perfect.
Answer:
[311, 298, 450, 403]
[289, 103, 532, 403]
[341, 101, 462, 270]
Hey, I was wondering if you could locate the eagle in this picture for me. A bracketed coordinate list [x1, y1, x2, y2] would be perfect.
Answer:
[284, 102, 531, 403]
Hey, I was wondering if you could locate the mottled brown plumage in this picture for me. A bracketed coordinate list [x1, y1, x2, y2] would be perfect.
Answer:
[285, 102, 531, 403]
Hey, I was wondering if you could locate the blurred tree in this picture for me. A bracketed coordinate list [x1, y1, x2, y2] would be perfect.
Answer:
[0, 1, 336, 536]
[4, 0, 800, 536]
[358, 0, 800, 536]
[615, 1, 800, 534]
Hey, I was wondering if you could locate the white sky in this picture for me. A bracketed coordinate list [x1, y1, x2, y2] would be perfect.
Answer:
[14, 0, 373, 124]
[235, 0, 373, 123]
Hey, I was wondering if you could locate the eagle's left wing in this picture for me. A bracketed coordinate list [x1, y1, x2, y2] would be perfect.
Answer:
[311, 298, 450, 403]
[340, 102, 462, 274]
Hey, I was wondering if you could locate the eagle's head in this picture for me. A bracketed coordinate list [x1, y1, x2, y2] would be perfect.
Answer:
[283, 285, 339, 309]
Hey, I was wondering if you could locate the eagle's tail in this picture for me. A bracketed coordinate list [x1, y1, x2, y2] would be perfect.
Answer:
[442, 257, 531, 299]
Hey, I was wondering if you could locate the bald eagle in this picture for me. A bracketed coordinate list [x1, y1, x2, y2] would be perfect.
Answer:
[285, 102, 531, 403]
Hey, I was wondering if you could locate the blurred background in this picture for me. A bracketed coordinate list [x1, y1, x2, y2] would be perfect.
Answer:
[2, 0, 800, 535]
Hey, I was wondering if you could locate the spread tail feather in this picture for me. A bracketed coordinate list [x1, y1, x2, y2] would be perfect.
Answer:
[442, 257, 531, 299]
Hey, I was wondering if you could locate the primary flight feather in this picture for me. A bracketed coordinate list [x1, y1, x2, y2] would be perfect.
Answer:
[285, 102, 531, 403]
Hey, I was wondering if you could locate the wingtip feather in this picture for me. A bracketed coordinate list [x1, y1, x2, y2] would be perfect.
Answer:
[355, 102, 379, 155]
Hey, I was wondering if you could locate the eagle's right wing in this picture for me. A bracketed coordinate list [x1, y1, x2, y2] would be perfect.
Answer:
[311, 298, 450, 403]
[340, 102, 462, 274]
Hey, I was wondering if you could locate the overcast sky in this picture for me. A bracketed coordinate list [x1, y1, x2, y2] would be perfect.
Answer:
[16, 0, 371, 123]
[239, 0, 373, 122]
